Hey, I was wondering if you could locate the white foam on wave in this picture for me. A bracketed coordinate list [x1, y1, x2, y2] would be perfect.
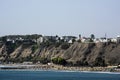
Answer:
[81, 71, 120, 74]
[54, 70, 79, 73]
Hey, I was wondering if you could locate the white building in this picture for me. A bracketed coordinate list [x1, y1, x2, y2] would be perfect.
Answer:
[81, 38, 86, 43]
[68, 39, 73, 44]
[94, 38, 100, 43]
[99, 38, 108, 43]
[7, 39, 15, 43]
[81, 37, 92, 43]
[37, 37, 44, 45]
[117, 35, 120, 43]
[62, 36, 77, 42]
[111, 38, 117, 43]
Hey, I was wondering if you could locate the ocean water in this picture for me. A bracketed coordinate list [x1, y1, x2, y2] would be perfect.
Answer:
[0, 70, 120, 80]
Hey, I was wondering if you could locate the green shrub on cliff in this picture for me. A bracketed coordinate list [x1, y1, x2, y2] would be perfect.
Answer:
[31, 45, 38, 53]
[52, 57, 67, 65]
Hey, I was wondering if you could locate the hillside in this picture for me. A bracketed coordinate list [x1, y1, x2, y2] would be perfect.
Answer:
[0, 40, 120, 66]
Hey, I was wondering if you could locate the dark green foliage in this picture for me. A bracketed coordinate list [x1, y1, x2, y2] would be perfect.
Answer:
[1, 36, 7, 43]
[66, 61, 74, 66]
[23, 55, 33, 61]
[8, 56, 50, 64]
[75, 61, 88, 66]
[40, 41, 52, 48]
[41, 40, 62, 48]
[31, 45, 38, 53]
[108, 58, 117, 66]
[15, 40, 22, 46]
[5, 42, 16, 54]
[8, 58, 22, 63]
[8, 55, 33, 63]
[60, 39, 65, 43]
[72, 38, 76, 43]
[55, 42, 62, 48]
[79, 34, 81, 39]
[89, 39, 94, 42]
[52, 57, 67, 65]
[39, 57, 50, 64]
[45, 41, 52, 47]
[55, 42, 61, 47]
[19, 34, 42, 40]
[77, 39, 81, 43]
[61, 43, 70, 49]
[90, 34, 95, 40]
[93, 57, 106, 67]
[31, 57, 50, 64]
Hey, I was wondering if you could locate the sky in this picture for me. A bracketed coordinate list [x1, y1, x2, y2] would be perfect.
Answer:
[0, 0, 120, 38]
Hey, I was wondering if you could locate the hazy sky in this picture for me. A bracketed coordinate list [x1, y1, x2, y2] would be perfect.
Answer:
[0, 0, 120, 38]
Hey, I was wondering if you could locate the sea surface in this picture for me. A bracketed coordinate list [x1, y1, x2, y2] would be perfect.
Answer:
[0, 70, 120, 80]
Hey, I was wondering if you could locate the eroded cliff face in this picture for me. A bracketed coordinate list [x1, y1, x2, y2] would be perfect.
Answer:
[0, 42, 120, 66]
[10, 45, 32, 58]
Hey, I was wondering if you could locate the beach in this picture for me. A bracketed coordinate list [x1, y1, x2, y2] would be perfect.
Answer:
[0, 64, 120, 72]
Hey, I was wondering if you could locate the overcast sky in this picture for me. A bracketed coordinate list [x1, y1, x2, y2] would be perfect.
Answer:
[0, 0, 120, 38]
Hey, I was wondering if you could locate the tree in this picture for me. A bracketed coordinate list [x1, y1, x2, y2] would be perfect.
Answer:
[79, 34, 81, 39]
[39, 57, 50, 64]
[61, 43, 70, 49]
[90, 34, 95, 40]
[72, 38, 76, 43]
[31, 45, 38, 53]
[93, 57, 106, 67]
[52, 57, 67, 65]
[1, 36, 7, 43]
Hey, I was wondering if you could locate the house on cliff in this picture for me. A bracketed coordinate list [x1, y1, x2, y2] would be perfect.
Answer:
[117, 35, 120, 43]
[110, 35, 120, 43]
[37, 35, 60, 45]
[62, 36, 77, 43]
[37, 36, 44, 45]
[99, 37, 108, 43]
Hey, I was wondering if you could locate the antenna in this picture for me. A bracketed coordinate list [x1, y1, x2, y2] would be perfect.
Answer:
[105, 33, 107, 39]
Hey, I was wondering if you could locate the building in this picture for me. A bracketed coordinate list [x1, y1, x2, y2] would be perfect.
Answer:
[44, 36, 56, 41]
[99, 37, 108, 43]
[37, 35, 60, 45]
[81, 37, 92, 43]
[6, 39, 15, 43]
[111, 38, 117, 43]
[68, 39, 73, 44]
[117, 35, 120, 43]
[37, 36, 44, 45]
[94, 38, 100, 43]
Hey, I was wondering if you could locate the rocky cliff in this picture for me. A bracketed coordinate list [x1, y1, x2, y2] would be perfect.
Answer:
[0, 42, 120, 66]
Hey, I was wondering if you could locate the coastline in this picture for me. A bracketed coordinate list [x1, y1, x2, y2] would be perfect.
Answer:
[0, 64, 120, 72]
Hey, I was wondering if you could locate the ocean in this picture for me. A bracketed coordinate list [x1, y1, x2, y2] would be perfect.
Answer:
[0, 70, 120, 80]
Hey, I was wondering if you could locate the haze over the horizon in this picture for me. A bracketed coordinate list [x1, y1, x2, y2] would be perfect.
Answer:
[0, 0, 120, 38]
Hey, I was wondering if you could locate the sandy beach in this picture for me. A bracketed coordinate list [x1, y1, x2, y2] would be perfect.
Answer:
[0, 64, 120, 72]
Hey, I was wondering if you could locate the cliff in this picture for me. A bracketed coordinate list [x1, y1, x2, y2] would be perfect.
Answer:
[0, 42, 120, 66]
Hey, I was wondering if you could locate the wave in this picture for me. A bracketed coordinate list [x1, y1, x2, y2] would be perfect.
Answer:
[81, 71, 120, 74]
[0, 69, 120, 74]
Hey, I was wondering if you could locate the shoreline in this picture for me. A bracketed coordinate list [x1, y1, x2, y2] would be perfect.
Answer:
[0, 69, 120, 75]
[0, 64, 120, 72]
